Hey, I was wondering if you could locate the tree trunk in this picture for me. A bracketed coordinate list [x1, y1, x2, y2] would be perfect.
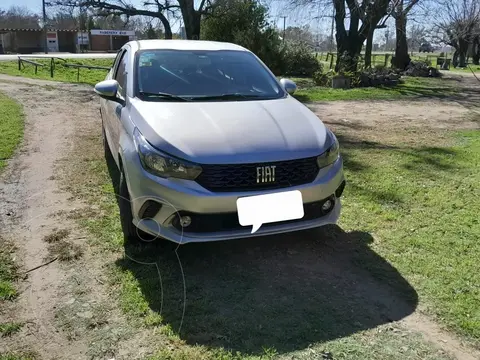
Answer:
[185, 14, 201, 39]
[179, 0, 201, 39]
[458, 38, 469, 68]
[452, 50, 459, 68]
[473, 37, 480, 65]
[157, 13, 172, 39]
[392, 11, 410, 70]
[364, 26, 375, 68]
[334, 22, 362, 72]
[335, 37, 361, 73]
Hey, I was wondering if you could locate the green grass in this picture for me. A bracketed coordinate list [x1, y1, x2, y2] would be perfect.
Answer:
[57, 112, 478, 359]
[0, 238, 19, 302]
[0, 93, 24, 171]
[0, 93, 23, 302]
[293, 76, 458, 102]
[0, 353, 37, 360]
[339, 130, 480, 343]
[0, 58, 113, 86]
[0, 58, 465, 103]
[0, 322, 23, 337]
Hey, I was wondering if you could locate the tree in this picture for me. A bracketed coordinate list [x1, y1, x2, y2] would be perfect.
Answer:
[333, 0, 390, 72]
[52, 0, 215, 40]
[283, 25, 315, 45]
[472, 29, 480, 64]
[391, 0, 421, 70]
[0, 6, 40, 29]
[201, 0, 284, 74]
[48, 9, 78, 29]
[407, 24, 427, 52]
[434, 0, 480, 68]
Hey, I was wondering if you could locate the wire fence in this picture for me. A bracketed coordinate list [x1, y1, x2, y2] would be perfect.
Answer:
[17, 56, 111, 81]
[316, 52, 451, 70]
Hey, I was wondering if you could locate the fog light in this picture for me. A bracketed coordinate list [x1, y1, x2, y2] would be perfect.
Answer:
[321, 199, 334, 213]
[179, 216, 192, 228]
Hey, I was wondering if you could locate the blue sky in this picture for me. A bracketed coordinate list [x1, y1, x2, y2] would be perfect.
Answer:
[3, 0, 41, 12]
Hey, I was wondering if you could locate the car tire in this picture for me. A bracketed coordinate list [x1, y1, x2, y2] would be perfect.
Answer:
[102, 124, 115, 165]
[118, 167, 139, 241]
[118, 166, 158, 243]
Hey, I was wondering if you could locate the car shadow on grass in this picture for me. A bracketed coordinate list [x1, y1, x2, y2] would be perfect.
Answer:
[116, 227, 418, 356]
[104, 144, 418, 356]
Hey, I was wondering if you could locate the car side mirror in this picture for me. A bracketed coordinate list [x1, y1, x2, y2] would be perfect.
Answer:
[279, 78, 297, 95]
[94, 80, 124, 105]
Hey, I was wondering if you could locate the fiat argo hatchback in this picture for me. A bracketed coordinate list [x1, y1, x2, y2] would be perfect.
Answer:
[94, 40, 345, 244]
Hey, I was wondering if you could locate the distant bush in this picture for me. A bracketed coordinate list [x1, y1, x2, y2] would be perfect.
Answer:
[358, 68, 401, 87]
[312, 69, 334, 86]
[403, 61, 441, 77]
[421, 59, 433, 67]
[312, 67, 401, 88]
[282, 41, 322, 77]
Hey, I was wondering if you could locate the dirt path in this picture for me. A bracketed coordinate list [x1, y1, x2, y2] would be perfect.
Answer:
[0, 75, 148, 359]
[0, 74, 478, 360]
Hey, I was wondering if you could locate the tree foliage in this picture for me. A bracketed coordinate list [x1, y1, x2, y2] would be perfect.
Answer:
[202, 0, 321, 76]
[201, 0, 285, 74]
[282, 40, 322, 76]
[0, 6, 40, 29]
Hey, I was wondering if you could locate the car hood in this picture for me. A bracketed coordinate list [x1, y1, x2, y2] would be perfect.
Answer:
[130, 97, 329, 164]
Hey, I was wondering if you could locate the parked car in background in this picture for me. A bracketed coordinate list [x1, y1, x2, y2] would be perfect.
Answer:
[419, 43, 434, 53]
[94, 40, 345, 244]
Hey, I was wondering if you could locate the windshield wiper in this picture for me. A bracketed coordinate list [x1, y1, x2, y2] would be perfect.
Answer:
[191, 93, 267, 101]
[138, 91, 191, 102]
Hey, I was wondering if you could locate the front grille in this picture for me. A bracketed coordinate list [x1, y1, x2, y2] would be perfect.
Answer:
[195, 156, 319, 192]
[171, 197, 335, 233]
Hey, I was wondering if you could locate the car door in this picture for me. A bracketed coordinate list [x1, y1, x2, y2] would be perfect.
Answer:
[103, 48, 128, 163]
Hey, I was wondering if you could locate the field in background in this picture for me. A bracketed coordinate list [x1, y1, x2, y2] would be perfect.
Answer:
[1, 57, 476, 103]
[316, 51, 480, 75]
[0, 58, 114, 86]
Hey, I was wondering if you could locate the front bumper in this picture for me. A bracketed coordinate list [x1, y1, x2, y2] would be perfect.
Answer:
[122, 148, 345, 244]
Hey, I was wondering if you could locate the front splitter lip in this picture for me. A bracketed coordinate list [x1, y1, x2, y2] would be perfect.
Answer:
[133, 199, 341, 244]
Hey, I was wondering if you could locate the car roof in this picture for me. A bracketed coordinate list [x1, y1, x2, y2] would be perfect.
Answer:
[129, 40, 248, 52]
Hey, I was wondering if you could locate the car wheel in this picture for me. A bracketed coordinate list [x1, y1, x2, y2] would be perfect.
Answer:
[118, 167, 158, 243]
[118, 167, 138, 241]
[102, 124, 114, 164]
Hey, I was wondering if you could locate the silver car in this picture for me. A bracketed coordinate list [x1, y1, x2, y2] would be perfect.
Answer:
[94, 40, 345, 244]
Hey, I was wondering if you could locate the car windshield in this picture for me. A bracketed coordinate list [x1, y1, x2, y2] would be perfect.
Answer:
[135, 49, 285, 101]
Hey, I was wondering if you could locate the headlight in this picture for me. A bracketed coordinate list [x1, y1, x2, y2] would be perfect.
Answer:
[133, 128, 202, 180]
[317, 131, 340, 168]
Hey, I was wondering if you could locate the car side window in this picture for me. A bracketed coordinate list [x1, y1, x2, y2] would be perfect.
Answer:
[114, 51, 128, 97]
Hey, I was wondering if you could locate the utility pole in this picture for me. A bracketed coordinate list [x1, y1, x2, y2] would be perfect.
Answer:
[42, 0, 48, 54]
[281, 16, 287, 44]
